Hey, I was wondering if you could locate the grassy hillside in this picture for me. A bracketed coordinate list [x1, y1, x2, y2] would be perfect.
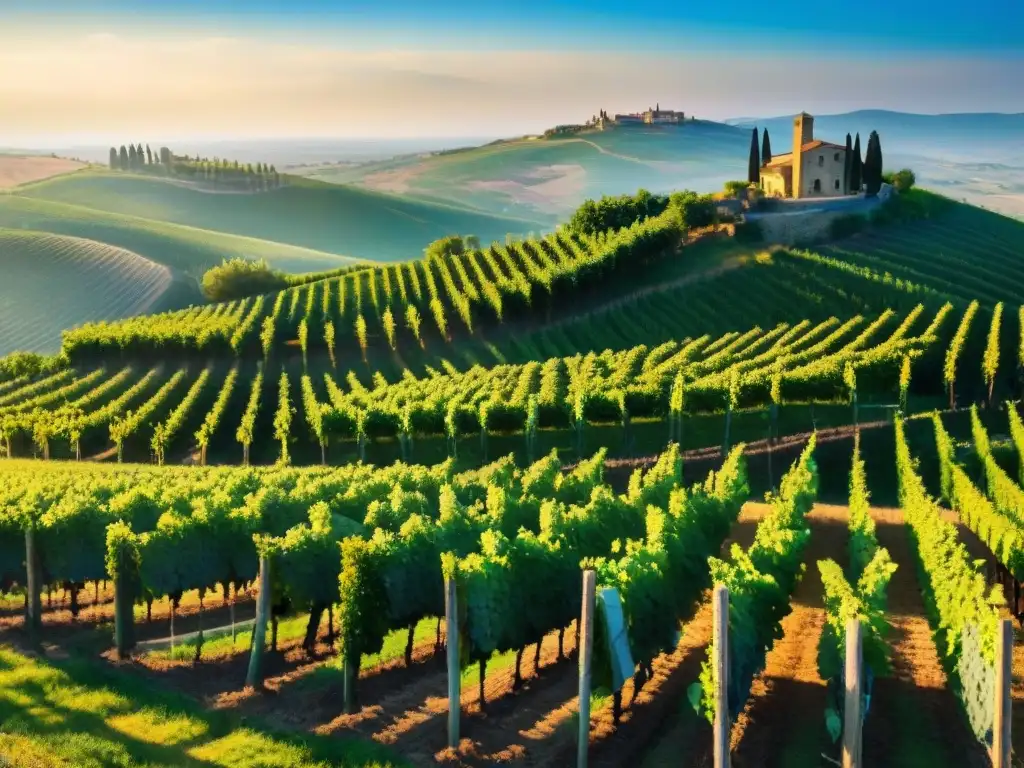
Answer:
[0, 194, 358, 277]
[300, 121, 749, 220]
[0, 229, 189, 356]
[16, 169, 548, 261]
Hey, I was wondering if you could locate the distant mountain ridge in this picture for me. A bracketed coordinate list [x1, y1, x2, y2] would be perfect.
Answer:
[724, 110, 1024, 160]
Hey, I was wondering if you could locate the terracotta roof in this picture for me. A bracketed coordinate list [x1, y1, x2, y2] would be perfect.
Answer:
[764, 152, 793, 168]
[762, 141, 846, 168]
[803, 140, 846, 151]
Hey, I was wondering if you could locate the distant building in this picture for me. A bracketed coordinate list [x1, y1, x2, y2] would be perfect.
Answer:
[613, 113, 645, 124]
[643, 103, 685, 124]
[759, 112, 849, 199]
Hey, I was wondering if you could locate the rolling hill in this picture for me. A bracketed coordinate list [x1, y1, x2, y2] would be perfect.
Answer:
[0, 194, 361, 277]
[14, 169, 548, 261]
[0, 229, 185, 356]
[0, 153, 85, 189]
[297, 120, 750, 221]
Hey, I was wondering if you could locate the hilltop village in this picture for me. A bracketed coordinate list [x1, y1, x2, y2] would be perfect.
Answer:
[543, 103, 690, 137]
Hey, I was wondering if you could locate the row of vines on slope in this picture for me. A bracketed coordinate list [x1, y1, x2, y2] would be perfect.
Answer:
[62, 212, 684, 361]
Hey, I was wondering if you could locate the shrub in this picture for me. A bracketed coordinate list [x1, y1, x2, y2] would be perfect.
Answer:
[668, 190, 716, 230]
[891, 168, 916, 192]
[424, 235, 469, 260]
[566, 189, 670, 236]
[723, 180, 750, 197]
[201, 258, 288, 301]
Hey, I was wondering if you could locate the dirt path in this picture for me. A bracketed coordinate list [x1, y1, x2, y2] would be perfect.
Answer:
[565, 138, 660, 168]
[722, 504, 843, 767]
[863, 507, 990, 768]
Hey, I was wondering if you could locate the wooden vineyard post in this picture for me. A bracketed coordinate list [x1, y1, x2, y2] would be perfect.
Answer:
[577, 570, 596, 768]
[343, 652, 357, 715]
[245, 554, 271, 689]
[24, 527, 41, 639]
[446, 576, 460, 749]
[113, 557, 136, 659]
[713, 584, 730, 768]
[993, 618, 1012, 768]
[842, 619, 863, 768]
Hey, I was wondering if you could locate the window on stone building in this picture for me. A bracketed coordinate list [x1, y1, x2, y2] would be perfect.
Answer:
[834, 152, 840, 161]
[818, 155, 824, 167]
[834, 179, 841, 190]
[813, 179, 821, 192]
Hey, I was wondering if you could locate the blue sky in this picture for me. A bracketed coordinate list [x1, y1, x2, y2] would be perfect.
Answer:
[14, 0, 1024, 51]
[1, 1, 1021, 143]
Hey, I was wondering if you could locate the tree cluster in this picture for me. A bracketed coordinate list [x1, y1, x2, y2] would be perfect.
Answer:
[109, 143, 159, 172]
[107, 143, 283, 191]
[747, 127, 774, 184]
[565, 189, 671, 236]
[843, 132, 883, 194]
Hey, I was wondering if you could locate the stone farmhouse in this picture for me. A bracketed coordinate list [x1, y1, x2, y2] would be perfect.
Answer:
[760, 112, 849, 199]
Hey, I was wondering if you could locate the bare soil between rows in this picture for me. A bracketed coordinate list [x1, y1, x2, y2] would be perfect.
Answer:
[0, 501, 1004, 767]
[0, 583, 257, 645]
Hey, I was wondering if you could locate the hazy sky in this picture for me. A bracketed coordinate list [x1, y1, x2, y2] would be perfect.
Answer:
[1, 0, 1022, 145]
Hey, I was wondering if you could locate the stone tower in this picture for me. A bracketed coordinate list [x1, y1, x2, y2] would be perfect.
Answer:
[791, 112, 814, 199]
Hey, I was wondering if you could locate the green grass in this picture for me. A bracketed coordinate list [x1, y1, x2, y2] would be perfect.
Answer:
[149, 614, 303, 663]
[15, 170, 548, 262]
[359, 619, 437, 670]
[292, 619, 438, 696]
[0, 228, 187, 356]
[0, 645, 404, 767]
[0, 194, 359, 277]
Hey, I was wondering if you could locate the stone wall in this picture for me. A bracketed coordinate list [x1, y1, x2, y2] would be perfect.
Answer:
[754, 208, 857, 246]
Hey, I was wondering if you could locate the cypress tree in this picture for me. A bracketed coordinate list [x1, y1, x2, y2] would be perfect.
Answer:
[761, 129, 772, 166]
[874, 131, 884, 190]
[865, 130, 883, 195]
[850, 133, 863, 193]
[747, 127, 761, 184]
[109, 147, 118, 170]
[863, 133, 876, 194]
[843, 133, 853, 193]
[119, 145, 129, 170]
[145, 144, 153, 165]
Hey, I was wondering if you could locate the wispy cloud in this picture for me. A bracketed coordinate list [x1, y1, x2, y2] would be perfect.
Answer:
[0, 31, 1020, 143]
